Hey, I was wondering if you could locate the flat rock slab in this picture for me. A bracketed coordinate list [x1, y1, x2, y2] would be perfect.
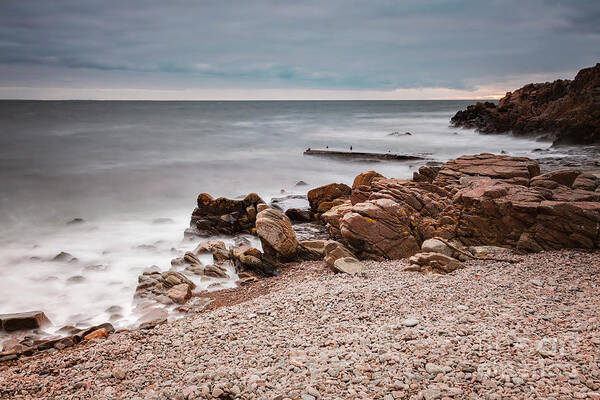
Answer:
[332, 257, 364, 274]
[304, 149, 425, 161]
[0, 311, 50, 332]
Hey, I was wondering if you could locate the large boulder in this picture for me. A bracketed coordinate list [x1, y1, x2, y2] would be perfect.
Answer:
[189, 193, 265, 236]
[307, 183, 351, 213]
[340, 198, 421, 260]
[421, 238, 454, 257]
[255, 208, 299, 261]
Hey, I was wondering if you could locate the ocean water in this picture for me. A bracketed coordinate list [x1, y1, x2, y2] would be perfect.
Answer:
[0, 100, 544, 334]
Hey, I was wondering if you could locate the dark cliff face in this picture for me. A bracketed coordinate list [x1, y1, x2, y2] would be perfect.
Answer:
[451, 63, 600, 145]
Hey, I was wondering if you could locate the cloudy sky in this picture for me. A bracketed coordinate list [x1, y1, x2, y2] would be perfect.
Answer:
[1, 0, 599, 100]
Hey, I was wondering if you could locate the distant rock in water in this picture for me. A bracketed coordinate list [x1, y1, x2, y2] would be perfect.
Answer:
[388, 131, 412, 136]
[66, 218, 84, 225]
[450, 63, 600, 145]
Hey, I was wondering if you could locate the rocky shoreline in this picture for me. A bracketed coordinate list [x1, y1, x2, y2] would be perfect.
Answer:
[1, 148, 600, 398]
[1, 249, 599, 399]
[451, 63, 600, 145]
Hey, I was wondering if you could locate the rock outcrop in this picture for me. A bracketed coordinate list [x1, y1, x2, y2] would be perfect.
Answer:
[333, 154, 600, 259]
[451, 63, 600, 145]
[188, 193, 265, 236]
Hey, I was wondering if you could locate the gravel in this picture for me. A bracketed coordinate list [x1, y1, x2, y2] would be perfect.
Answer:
[1, 249, 599, 399]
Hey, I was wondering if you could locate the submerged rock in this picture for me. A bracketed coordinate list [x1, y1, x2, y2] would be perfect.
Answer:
[52, 251, 77, 263]
[0, 311, 50, 332]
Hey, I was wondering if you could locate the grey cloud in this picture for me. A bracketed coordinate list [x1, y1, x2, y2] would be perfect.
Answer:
[0, 0, 598, 93]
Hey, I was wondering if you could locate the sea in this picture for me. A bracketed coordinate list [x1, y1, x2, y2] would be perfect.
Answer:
[0, 100, 546, 334]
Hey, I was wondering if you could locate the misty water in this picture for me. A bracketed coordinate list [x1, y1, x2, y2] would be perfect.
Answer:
[0, 100, 545, 335]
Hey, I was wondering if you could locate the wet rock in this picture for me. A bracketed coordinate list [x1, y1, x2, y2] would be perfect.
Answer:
[183, 251, 201, 265]
[307, 182, 351, 212]
[190, 192, 265, 236]
[152, 217, 174, 224]
[194, 240, 229, 262]
[230, 245, 279, 276]
[54, 336, 76, 350]
[66, 218, 85, 225]
[135, 270, 196, 302]
[295, 180, 308, 186]
[137, 309, 168, 329]
[166, 284, 192, 304]
[66, 275, 85, 284]
[83, 328, 108, 340]
[255, 208, 298, 261]
[331, 257, 364, 274]
[285, 208, 313, 223]
[0, 311, 50, 332]
[413, 165, 441, 183]
[52, 251, 77, 263]
[203, 264, 229, 279]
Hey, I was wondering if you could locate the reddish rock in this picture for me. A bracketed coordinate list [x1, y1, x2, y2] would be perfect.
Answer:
[255, 208, 298, 261]
[433, 153, 540, 187]
[352, 170, 384, 189]
[451, 63, 600, 145]
[335, 154, 599, 258]
[83, 328, 108, 340]
[0, 311, 50, 332]
[166, 284, 192, 304]
[340, 198, 420, 260]
[307, 183, 351, 212]
[530, 169, 582, 189]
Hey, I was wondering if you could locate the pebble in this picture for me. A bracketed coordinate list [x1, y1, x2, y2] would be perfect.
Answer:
[0, 250, 598, 400]
[402, 318, 419, 327]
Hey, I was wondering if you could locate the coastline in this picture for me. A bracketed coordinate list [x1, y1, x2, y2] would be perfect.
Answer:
[1, 249, 599, 399]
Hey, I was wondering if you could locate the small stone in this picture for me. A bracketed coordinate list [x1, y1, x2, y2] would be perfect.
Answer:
[402, 318, 419, 327]
[113, 368, 126, 380]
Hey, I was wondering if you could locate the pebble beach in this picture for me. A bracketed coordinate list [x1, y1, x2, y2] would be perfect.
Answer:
[2, 249, 599, 400]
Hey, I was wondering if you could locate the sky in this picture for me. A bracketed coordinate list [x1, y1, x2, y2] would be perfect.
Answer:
[0, 0, 599, 100]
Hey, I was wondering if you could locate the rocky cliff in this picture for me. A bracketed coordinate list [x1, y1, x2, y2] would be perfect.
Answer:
[451, 63, 600, 145]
